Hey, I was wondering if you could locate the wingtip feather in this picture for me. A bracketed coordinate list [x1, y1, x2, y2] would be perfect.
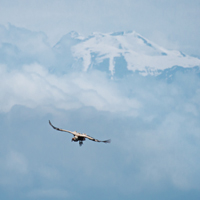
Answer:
[104, 139, 111, 143]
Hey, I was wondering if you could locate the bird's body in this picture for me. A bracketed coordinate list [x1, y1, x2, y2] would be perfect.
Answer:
[49, 120, 111, 146]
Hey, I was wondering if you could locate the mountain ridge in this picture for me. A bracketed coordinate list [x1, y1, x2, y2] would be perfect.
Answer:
[54, 30, 200, 77]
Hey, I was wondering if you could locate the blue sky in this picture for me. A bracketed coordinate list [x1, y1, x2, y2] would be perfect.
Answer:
[1, 1, 200, 200]
[0, 0, 200, 56]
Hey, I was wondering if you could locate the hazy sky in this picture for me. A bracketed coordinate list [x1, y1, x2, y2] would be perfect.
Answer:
[0, 0, 200, 56]
[1, 1, 200, 200]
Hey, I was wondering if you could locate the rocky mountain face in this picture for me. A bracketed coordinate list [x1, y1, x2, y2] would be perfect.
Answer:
[54, 30, 200, 78]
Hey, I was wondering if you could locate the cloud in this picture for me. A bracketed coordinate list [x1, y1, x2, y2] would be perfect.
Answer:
[1, 24, 200, 200]
[0, 24, 55, 69]
[1, 0, 200, 56]
[27, 188, 69, 198]
[0, 61, 141, 114]
[5, 151, 28, 174]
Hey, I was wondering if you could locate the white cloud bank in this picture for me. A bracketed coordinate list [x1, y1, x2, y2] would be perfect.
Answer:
[0, 62, 140, 114]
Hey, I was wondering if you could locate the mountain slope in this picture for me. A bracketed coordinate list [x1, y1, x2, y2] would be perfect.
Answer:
[55, 30, 200, 77]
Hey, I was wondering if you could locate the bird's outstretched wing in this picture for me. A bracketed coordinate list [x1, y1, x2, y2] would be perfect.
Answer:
[84, 134, 111, 143]
[49, 120, 76, 136]
[49, 120, 111, 143]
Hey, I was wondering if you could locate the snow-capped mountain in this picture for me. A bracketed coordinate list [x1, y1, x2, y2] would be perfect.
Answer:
[54, 30, 200, 77]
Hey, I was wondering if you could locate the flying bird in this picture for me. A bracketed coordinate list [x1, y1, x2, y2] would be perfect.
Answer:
[49, 120, 111, 146]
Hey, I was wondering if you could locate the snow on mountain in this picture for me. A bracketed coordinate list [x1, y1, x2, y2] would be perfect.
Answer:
[55, 30, 200, 77]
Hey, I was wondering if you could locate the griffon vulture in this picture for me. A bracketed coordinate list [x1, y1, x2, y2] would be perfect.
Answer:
[49, 120, 111, 146]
